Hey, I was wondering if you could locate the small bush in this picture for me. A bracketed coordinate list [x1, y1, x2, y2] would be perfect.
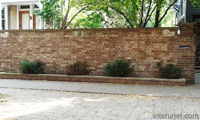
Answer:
[67, 61, 91, 75]
[19, 60, 45, 74]
[103, 59, 134, 77]
[157, 61, 182, 79]
[196, 19, 200, 24]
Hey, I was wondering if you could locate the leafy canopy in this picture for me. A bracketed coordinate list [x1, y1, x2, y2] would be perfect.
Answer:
[33, 0, 62, 28]
[34, 0, 200, 28]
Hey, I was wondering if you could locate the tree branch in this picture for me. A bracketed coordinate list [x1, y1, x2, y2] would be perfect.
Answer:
[158, 0, 177, 23]
[143, 5, 157, 27]
[139, 0, 145, 27]
[143, 0, 152, 27]
[65, 6, 89, 28]
[62, 0, 71, 29]
[107, 5, 134, 28]
[131, 0, 139, 11]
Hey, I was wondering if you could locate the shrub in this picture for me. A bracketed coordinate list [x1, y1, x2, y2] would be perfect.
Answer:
[67, 61, 91, 75]
[103, 59, 134, 77]
[19, 60, 45, 74]
[196, 19, 200, 24]
[156, 61, 182, 79]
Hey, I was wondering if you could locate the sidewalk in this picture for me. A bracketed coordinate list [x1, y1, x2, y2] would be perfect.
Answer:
[0, 79, 200, 99]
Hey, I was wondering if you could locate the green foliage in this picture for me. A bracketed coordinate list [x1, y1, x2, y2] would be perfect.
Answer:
[195, 19, 200, 24]
[79, 0, 175, 28]
[67, 61, 91, 75]
[156, 61, 182, 79]
[190, 0, 200, 8]
[103, 59, 134, 77]
[73, 12, 105, 28]
[104, 9, 129, 28]
[85, 0, 200, 28]
[33, 0, 200, 28]
[70, 8, 128, 29]
[33, 0, 62, 29]
[20, 60, 45, 74]
[33, 0, 91, 29]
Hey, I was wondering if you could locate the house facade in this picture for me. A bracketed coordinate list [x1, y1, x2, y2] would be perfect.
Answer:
[0, 0, 43, 30]
[175, 0, 200, 23]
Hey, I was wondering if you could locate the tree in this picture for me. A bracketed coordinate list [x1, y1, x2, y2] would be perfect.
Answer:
[190, 0, 200, 7]
[70, 9, 128, 29]
[84, 0, 200, 28]
[71, 11, 105, 28]
[154, 0, 177, 27]
[33, 0, 89, 29]
[33, 0, 62, 29]
[61, 0, 89, 29]
[34, 0, 200, 29]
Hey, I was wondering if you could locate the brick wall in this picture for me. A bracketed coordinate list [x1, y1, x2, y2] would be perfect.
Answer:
[0, 28, 195, 83]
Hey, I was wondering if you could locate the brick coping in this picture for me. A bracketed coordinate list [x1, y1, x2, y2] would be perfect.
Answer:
[0, 27, 179, 32]
[0, 72, 186, 86]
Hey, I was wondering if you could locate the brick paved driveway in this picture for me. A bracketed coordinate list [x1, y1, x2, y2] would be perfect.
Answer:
[0, 88, 200, 120]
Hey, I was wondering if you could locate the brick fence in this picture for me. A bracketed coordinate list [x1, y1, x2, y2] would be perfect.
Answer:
[0, 28, 195, 83]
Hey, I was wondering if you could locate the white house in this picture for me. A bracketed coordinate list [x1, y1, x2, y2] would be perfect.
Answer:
[0, 0, 43, 30]
[174, 0, 200, 23]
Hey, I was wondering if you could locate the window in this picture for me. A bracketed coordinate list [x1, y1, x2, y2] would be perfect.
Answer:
[20, 5, 30, 9]
[2, 8, 5, 30]
[2, 8, 4, 19]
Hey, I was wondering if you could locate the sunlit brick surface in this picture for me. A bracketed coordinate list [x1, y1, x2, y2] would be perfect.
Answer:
[0, 28, 195, 83]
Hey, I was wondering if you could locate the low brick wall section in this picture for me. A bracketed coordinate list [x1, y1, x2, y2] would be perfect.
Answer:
[0, 73, 186, 86]
[0, 28, 195, 83]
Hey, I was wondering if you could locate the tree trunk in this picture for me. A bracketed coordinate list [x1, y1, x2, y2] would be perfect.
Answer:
[154, 8, 160, 27]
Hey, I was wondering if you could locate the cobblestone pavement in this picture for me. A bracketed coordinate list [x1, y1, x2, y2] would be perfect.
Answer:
[0, 88, 200, 120]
